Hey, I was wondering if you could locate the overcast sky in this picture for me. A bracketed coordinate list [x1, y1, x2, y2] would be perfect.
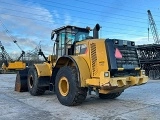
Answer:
[0, 0, 160, 57]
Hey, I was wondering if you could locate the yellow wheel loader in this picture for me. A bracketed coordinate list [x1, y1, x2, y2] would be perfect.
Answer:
[15, 24, 148, 106]
[0, 41, 26, 73]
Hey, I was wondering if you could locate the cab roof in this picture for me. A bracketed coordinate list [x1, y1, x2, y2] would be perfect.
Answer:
[52, 25, 90, 33]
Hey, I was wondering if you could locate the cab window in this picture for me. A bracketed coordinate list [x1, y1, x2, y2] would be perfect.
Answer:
[75, 44, 87, 55]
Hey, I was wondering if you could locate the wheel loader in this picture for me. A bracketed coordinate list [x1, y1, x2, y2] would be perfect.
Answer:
[15, 24, 148, 106]
[0, 41, 26, 73]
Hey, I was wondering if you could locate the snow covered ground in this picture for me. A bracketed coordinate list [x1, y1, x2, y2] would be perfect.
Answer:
[0, 74, 160, 120]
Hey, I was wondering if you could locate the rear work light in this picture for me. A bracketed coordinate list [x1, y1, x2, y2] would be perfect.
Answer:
[104, 72, 109, 77]
[131, 42, 135, 46]
[115, 40, 119, 44]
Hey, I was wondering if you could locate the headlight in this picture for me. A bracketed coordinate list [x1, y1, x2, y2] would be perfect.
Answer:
[142, 71, 145, 75]
[104, 72, 109, 77]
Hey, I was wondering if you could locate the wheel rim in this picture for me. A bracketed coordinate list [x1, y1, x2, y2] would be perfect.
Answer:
[29, 75, 34, 88]
[58, 77, 69, 96]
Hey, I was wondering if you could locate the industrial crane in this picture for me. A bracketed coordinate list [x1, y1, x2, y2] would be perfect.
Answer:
[0, 19, 26, 72]
[0, 18, 47, 73]
[147, 10, 160, 44]
[0, 41, 13, 67]
[0, 18, 25, 61]
[0, 41, 26, 72]
[136, 10, 160, 79]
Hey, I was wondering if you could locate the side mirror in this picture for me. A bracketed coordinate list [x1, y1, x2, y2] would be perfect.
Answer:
[51, 31, 55, 40]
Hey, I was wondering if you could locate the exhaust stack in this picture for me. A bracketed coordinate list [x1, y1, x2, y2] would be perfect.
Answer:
[93, 24, 100, 39]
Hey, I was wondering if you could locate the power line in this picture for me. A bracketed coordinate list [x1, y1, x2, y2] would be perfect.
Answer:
[18, 0, 160, 26]
[88, 0, 160, 14]
[82, 0, 160, 15]
[0, 0, 155, 38]
[0, 13, 149, 37]
[0, 11, 148, 34]
[36, 0, 148, 21]
[0, 6, 149, 28]
[0, 3, 150, 29]
[2, 0, 160, 23]
[0, 13, 54, 25]
[38, 0, 160, 17]
[75, 0, 160, 18]
[2, 0, 160, 28]
[0, 0, 155, 24]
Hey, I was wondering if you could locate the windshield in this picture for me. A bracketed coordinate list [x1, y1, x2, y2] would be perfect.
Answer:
[75, 31, 89, 41]
[56, 27, 89, 57]
[66, 28, 89, 43]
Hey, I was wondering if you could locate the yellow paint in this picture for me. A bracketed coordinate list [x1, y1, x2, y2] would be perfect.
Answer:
[86, 78, 99, 86]
[2, 61, 26, 70]
[140, 70, 146, 76]
[54, 56, 90, 87]
[34, 63, 52, 77]
[88, 39, 109, 77]
[58, 76, 69, 96]
[118, 68, 124, 71]
[76, 39, 109, 78]
[67, 39, 148, 90]
[39, 39, 148, 95]
[70, 56, 91, 87]
[99, 87, 126, 94]
[48, 55, 57, 63]
[129, 76, 148, 85]
[99, 89, 110, 94]
[100, 71, 110, 86]
[135, 67, 140, 70]
[86, 70, 148, 88]
[75, 40, 91, 71]
[110, 77, 129, 87]
[69, 39, 109, 86]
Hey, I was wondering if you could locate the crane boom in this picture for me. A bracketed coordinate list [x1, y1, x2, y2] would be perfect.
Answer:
[13, 40, 23, 51]
[147, 10, 160, 44]
[0, 18, 25, 60]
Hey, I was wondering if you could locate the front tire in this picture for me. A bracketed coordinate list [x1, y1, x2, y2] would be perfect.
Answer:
[27, 67, 45, 96]
[55, 66, 87, 106]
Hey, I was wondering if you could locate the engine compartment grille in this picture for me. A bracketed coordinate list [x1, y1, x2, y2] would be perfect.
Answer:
[90, 43, 98, 76]
[116, 46, 140, 68]
[105, 39, 141, 77]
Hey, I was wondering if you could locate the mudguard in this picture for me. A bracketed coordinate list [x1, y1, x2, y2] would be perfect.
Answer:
[55, 56, 91, 87]
[34, 63, 52, 77]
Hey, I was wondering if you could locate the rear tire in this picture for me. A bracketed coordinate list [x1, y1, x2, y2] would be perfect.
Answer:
[99, 92, 122, 99]
[55, 66, 87, 106]
[27, 67, 45, 96]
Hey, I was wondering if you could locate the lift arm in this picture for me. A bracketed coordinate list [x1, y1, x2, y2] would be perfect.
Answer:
[38, 48, 48, 61]
[13, 40, 25, 61]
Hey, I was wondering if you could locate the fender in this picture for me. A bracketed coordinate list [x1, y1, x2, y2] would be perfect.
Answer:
[34, 62, 52, 77]
[55, 56, 91, 87]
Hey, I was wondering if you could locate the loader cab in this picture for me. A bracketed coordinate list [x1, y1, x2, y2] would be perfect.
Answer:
[51, 26, 90, 57]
